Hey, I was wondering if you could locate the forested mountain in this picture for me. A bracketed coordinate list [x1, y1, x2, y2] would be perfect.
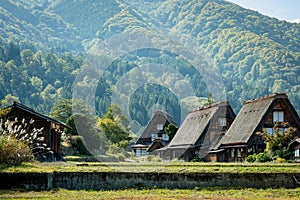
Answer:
[0, 0, 299, 133]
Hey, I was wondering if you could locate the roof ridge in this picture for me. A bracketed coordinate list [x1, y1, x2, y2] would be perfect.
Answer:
[190, 100, 229, 113]
[13, 101, 35, 112]
[243, 92, 287, 105]
[154, 110, 175, 120]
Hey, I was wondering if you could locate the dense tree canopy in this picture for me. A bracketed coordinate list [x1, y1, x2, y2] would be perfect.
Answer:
[0, 0, 299, 135]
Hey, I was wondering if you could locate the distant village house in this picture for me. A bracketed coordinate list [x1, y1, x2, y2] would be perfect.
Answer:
[132, 110, 177, 156]
[157, 101, 236, 161]
[214, 93, 300, 162]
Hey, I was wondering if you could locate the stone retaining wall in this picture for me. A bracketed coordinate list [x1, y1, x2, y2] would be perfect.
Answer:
[1, 172, 299, 190]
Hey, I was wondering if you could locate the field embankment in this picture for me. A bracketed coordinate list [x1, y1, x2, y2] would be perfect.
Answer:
[1, 162, 300, 190]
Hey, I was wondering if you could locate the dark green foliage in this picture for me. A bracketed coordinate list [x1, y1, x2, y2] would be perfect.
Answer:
[273, 147, 293, 161]
[0, 42, 81, 114]
[164, 124, 178, 141]
[71, 136, 91, 155]
[5, 42, 21, 63]
[191, 155, 205, 162]
[255, 153, 273, 163]
[94, 48, 208, 122]
[129, 83, 181, 126]
[258, 126, 295, 160]
[65, 115, 77, 135]
[245, 154, 256, 163]
[245, 153, 272, 163]
[50, 98, 73, 123]
[0, 0, 299, 132]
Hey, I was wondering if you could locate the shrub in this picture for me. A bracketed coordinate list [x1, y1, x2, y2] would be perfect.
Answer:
[0, 135, 32, 165]
[245, 154, 256, 163]
[145, 155, 162, 162]
[255, 153, 272, 163]
[71, 136, 91, 155]
[273, 147, 293, 160]
[0, 119, 53, 163]
[116, 153, 126, 161]
[245, 153, 272, 163]
[146, 155, 155, 162]
[275, 157, 286, 163]
[191, 155, 205, 162]
[152, 156, 162, 162]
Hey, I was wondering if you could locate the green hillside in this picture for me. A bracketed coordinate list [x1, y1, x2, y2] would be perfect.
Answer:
[0, 0, 82, 51]
[151, 0, 300, 111]
[0, 0, 299, 130]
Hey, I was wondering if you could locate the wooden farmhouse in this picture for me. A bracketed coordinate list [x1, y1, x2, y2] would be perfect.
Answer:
[157, 101, 235, 161]
[214, 93, 300, 162]
[131, 110, 177, 156]
[1, 102, 67, 161]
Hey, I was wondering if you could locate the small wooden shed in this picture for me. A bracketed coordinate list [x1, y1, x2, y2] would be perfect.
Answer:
[2, 102, 67, 161]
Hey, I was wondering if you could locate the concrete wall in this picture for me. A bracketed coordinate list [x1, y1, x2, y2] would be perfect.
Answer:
[1, 172, 299, 190]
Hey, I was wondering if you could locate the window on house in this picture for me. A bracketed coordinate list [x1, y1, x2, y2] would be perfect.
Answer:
[273, 111, 284, 122]
[151, 133, 158, 141]
[230, 149, 235, 158]
[266, 128, 273, 134]
[136, 149, 141, 157]
[295, 149, 300, 157]
[157, 124, 164, 131]
[141, 149, 147, 156]
[280, 128, 287, 133]
[218, 118, 227, 127]
[237, 149, 241, 157]
[136, 148, 147, 157]
[162, 133, 169, 141]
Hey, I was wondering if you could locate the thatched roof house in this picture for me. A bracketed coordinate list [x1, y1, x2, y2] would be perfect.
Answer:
[289, 138, 300, 162]
[2, 102, 67, 161]
[158, 101, 235, 161]
[215, 93, 300, 162]
[132, 110, 177, 156]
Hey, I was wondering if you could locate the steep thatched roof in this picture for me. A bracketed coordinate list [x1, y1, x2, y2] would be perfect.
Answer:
[136, 110, 177, 145]
[218, 93, 297, 146]
[168, 101, 229, 148]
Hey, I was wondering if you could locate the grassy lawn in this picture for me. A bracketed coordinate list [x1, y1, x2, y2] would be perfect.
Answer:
[0, 188, 300, 200]
[1, 161, 300, 199]
[1, 161, 300, 174]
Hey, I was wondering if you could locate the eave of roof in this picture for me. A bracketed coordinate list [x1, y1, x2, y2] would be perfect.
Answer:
[289, 138, 300, 146]
[7, 101, 68, 127]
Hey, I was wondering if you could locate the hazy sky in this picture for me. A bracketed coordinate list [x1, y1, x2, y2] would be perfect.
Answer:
[226, 0, 300, 23]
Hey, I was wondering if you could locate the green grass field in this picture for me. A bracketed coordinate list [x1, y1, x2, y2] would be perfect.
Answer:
[0, 188, 300, 200]
[1, 161, 300, 174]
[1, 162, 300, 199]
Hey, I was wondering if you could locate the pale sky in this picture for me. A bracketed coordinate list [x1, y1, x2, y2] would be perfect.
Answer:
[226, 0, 300, 23]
